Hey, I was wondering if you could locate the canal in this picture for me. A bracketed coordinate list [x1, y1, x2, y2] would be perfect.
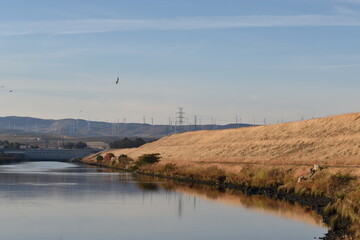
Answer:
[0, 161, 328, 240]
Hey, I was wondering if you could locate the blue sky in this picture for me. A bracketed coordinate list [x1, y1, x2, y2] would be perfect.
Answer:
[0, 0, 359, 125]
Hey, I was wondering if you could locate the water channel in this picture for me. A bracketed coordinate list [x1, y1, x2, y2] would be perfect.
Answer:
[0, 161, 328, 240]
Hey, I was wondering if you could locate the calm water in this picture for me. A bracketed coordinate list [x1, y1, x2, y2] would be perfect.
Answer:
[0, 161, 327, 240]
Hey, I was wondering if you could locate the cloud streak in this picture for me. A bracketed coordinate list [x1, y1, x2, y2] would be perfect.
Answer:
[1, 15, 360, 36]
[316, 63, 360, 69]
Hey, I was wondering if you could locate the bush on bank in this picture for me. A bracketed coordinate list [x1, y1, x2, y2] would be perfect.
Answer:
[96, 155, 103, 162]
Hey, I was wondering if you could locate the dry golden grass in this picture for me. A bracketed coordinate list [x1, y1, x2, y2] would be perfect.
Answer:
[85, 112, 360, 167]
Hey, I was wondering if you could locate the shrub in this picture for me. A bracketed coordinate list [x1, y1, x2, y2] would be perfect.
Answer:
[136, 153, 161, 165]
[64, 141, 87, 149]
[118, 156, 134, 165]
[330, 215, 340, 231]
[119, 154, 128, 159]
[161, 163, 177, 172]
[74, 141, 88, 149]
[109, 137, 146, 149]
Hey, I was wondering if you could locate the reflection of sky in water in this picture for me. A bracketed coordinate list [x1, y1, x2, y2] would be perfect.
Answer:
[0, 161, 77, 172]
[0, 162, 327, 240]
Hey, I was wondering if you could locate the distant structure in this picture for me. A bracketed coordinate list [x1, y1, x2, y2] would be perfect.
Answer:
[25, 149, 95, 161]
[176, 107, 185, 133]
[194, 115, 197, 131]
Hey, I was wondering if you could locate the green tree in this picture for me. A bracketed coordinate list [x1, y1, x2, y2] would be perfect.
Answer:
[75, 141, 87, 149]
[137, 153, 161, 165]
[109, 137, 147, 149]
[64, 142, 75, 149]
[96, 155, 103, 162]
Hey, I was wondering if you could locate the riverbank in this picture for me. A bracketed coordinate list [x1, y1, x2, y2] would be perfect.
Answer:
[81, 113, 360, 239]
[85, 113, 360, 167]
[79, 157, 358, 240]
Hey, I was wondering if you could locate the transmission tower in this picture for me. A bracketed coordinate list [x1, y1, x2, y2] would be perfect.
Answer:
[176, 107, 185, 133]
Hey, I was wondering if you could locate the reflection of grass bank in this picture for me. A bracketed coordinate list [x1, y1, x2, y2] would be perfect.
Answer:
[160, 181, 325, 228]
[81, 155, 359, 240]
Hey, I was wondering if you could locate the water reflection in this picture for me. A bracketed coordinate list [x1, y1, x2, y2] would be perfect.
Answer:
[160, 182, 325, 227]
[0, 162, 327, 240]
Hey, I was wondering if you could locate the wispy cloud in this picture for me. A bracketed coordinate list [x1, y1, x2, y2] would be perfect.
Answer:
[1, 15, 360, 36]
[333, 6, 359, 14]
[336, 0, 360, 4]
[326, 0, 360, 4]
[315, 63, 360, 69]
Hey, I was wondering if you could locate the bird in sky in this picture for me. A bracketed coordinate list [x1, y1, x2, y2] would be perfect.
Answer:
[116, 77, 119, 84]
[9, 90, 13, 93]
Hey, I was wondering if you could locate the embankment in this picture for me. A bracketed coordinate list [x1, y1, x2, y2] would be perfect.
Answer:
[82, 112, 360, 239]
[84, 112, 360, 167]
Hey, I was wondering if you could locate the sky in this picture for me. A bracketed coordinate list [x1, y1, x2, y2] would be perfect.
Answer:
[0, 0, 360, 125]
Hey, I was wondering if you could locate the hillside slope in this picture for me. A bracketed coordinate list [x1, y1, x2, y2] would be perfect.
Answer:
[90, 113, 360, 166]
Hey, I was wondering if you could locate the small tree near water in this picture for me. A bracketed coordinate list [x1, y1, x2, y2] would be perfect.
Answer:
[96, 155, 103, 162]
[137, 153, 161, 165]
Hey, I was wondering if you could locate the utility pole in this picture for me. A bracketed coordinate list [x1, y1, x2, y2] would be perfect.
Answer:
[123, 118, 127, 129]
[168, 117, 173, 135]
[194, 115, 197, 131]
[143, 116, 146, 125]
[151, 117, 154, 139]
[111, 122, 115, 136]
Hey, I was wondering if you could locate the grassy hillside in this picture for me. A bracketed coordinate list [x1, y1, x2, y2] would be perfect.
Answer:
[83, 112, 360, 239]
[90, 112, 360, 166]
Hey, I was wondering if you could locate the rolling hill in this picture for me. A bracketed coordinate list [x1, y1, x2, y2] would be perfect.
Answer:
[0, 116, 252, 138]
[94, 112, 360, 166]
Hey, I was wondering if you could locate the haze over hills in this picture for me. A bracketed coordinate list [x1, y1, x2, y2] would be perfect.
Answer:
[0, 116, 253, 139]
[92, 112, 360, 166]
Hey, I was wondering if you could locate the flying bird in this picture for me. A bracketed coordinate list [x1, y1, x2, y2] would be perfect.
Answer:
[116, 77, 119, 84]
[9, 90, 13, 93]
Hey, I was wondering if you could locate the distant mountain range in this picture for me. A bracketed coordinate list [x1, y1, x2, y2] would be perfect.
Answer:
[0, 116, 254, 138]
